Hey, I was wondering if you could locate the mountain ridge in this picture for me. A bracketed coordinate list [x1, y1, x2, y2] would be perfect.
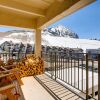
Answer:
[6, 25, 79, 39]
[0, 25, 100, 52]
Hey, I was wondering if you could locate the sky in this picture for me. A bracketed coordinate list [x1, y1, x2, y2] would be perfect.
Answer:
[0, 0, 100, 39]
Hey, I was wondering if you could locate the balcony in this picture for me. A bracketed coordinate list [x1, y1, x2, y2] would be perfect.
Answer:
[0, 0, 97, 100]
[0, 52, 100, 100]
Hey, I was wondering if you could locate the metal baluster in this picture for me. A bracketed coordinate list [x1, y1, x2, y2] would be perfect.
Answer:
[78, 54, 79, 89]
[61, 53, 62, 80]
[63, 54, 64, 81]
[55, 52, 56, 80]
[56, 54, 58, 78]
[71, 55, 72, 86]
[59, 53, 60, 79]
[98, 54, 100, 100]
[86, 53, 89, 99]
[82, 57, 83, 92]
[66, 53, 67, 83]
[92, 60, 94, 98]
[68, 56, 69, 84]
[52, 52, 54, 78]
[50, 52, 53, 78]
[74, 57, 76, 88]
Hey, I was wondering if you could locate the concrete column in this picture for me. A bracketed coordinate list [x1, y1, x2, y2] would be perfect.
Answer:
[35, 29, 41, 57]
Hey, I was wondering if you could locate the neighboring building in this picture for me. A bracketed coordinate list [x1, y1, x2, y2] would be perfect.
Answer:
[0, 41, 14, 52]
[69, 48, 83, 59]
[86, 49, 100, 59]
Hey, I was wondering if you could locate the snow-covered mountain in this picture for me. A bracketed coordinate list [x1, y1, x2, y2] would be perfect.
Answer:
[5, 25, 79, 38]
[43, 25, 79, 38]
[0, 25, 100, 52]
[2, 25, 79, 44]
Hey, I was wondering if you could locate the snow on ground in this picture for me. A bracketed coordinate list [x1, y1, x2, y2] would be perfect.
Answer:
[47, 67, 98, 94]
[0, 37, 22, 44]
[1, 32, 100, 52]
[42, 35, 100, 52]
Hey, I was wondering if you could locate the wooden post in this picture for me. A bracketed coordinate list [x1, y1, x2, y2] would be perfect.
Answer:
[35, 29, 41, 57]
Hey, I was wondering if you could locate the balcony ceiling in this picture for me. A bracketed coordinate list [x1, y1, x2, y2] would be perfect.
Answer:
[0, 0, 95, 29]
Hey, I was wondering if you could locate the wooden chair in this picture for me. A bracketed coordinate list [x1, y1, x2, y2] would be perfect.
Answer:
[0, 66, 24, 100]
[0, 73, 20, 100]
[0, 56, 23, 85]
[0, 66, 23, 86]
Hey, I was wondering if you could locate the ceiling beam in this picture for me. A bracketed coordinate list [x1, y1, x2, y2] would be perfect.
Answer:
[37, 0, 95, 29]
[0, 11, 36, 29]
[0, 0, 45, 17]
[13, 0, 50, 7]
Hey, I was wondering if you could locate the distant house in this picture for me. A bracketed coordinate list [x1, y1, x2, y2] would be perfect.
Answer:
[0, 41, 14, 52]
[26, 44, 33, 54]
[70, 48, 83, 59]
[86, 49, 100, 54]
[70, 48, 83, 53]
[86, 49, 100, 59]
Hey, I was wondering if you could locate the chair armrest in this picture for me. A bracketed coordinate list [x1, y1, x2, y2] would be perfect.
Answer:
[0, 84, 15, 92]
[0, 73, 13, 79]
[0, 66, 7, 71]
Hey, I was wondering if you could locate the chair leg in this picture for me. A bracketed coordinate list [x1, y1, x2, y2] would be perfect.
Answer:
[15, 73, 23, 85]
[1, 89, 16, 100]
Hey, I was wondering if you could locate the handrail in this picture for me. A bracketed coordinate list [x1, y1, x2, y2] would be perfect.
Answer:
[42, 51, 99, 100]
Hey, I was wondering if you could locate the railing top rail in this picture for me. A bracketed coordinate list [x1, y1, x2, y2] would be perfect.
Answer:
[42, 51, 99, 55]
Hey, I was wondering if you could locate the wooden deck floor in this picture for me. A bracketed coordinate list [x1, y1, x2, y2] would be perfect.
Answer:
[21, 76, 54, 100]
[35, 74, 83, 100]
